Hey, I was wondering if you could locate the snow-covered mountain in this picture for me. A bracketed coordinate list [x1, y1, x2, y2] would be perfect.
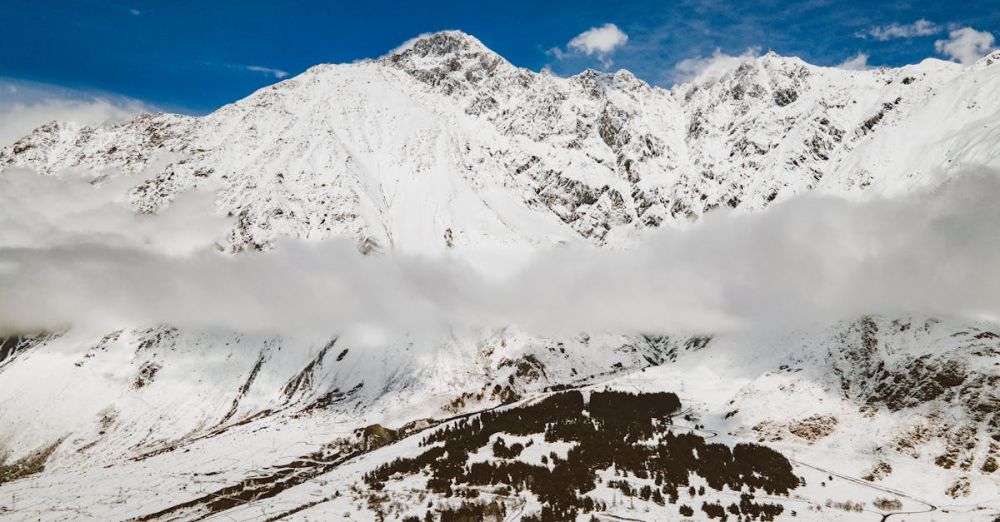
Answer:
[6, 31, 999, 253]
[2, 31, 1000, 521]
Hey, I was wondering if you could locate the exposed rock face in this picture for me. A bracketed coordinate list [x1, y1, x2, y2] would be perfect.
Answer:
[0, 334, 50, 366]
[751, 414, 838, 443]
[356, 424, 397, 451]
[778, 315, 1000, 487]
[786, 414, 838, 442]
[829, 318, 1000, 438]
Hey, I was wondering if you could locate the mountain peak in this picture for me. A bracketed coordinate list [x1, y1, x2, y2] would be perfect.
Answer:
[378, 30, 519, 98]
[756, 51, 808, 68]
[383, 30, 495, 61]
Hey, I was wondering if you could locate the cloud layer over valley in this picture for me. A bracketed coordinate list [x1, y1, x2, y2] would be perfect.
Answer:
[2, 166, 999, 338]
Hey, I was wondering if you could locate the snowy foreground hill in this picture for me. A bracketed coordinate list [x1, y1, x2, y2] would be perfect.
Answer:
[2, 31, 1000, 521]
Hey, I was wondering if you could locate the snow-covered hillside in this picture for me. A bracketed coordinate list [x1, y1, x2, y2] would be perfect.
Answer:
[4, 318, 999, 520]
[1, 31, 1000, 521]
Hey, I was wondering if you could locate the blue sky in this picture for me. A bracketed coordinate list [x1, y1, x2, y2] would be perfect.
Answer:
[1, 1, 997, 113]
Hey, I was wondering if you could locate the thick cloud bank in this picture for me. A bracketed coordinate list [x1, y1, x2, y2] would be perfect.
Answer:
[1, 168, 998, 336]
[0, 169, 226, 254]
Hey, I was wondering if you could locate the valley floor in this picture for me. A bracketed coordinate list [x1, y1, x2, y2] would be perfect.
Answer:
[2, 317, 999, 520]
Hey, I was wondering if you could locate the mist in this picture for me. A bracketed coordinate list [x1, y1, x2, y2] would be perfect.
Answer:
[0, 78, 148, 147]
[1, 167, 999, 337]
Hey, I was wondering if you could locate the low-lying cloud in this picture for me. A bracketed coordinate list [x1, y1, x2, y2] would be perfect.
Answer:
[0, 78, 148, 147]
[837, 51, 870, 71]
[0, 169, 228, 254]
[2, 168, 1000, 337]
[935, 27, 997, 65]
[671, 48, 759, 85]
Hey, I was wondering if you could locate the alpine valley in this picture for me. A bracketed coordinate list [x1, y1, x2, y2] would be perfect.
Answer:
[2, 31, 1000, 521]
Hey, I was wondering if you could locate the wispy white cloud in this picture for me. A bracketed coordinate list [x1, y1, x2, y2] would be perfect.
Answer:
[935, 27, 996, 65]
[205, 62, 289, 79]
[551, 23, 629, 68]
[128, 8, 141, 16]
[860, 19, 940, 41]
[244, 65, 289, 79]
[837, 51, 870, 71]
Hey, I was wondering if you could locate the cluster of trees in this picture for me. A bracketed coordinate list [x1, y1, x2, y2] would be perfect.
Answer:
[363, 390, 798, 522]
[425, 392, 586, 446]
[696, 494, 784, 521]
[491, 437, 525, 459]
[439, 500, 505, 522]
[608, 480, 666, 505]
[873, 497, 903, 510]
[825, 498, 865, 512]
[702, 502, 727, 518]
[737, 493, 785, 520]
[589, 390, 681, 428]
[401, 500, 505, 522]
[608, 475, 785, 521]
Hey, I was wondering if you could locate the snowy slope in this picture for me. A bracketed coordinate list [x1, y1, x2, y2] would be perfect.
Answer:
[1, 31, 1000, 521]
[3, 317, 999, 521]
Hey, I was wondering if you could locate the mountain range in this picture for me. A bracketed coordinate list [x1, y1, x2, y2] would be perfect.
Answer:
[1, 31, 1000, 521]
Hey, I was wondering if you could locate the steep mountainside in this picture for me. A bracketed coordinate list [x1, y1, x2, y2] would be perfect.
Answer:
[2, 31, 1000, 521]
